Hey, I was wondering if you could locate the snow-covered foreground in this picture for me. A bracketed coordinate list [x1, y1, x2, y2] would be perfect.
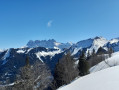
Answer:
[90, 51, 119, 73]
[58, 66, 119, 90]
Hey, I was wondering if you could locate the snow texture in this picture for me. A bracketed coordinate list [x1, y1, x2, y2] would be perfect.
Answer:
[72, 48, 81, 55]
[58, 66, 119, 90]
[26, 48, 33, 53]
[109, 38, 119, 44]
[36, 49, 62, 62]
[17, 50, 25, 53]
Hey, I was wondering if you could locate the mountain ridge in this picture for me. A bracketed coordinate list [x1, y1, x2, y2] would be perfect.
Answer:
[1, 36, 119, 84]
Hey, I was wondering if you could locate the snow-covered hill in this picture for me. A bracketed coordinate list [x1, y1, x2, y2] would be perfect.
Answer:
[58, 66, 119, 90]
[90, 51, 119, 73]
[26, 39, 73, 50]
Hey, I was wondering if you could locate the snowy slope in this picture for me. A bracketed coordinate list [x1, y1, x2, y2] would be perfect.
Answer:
[109, 38, 119, 44]
[58, 66, 119, 90]
[71, 36, 108, 56]
[35, 49, 62, 62]
[17, 50, 25, 53]
[0, 49, 3, 52]
[0, 49, 4, 54]
[91, 37, 108, 51]
[2, 49, 11, 65]
[90, 51, 119, 73]
[105, 38, 119, 52]
[26, 39, 73, 50]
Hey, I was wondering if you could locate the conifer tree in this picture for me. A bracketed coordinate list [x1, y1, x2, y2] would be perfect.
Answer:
[108, 47, 114, 57]
[87, 50, 90, 60]
[13, 57, 51, 90]
[78, 51, 89, 76]
[25, 56, 30, 67]
[92, 49, 96, 57]
[53, 52, 78, 88]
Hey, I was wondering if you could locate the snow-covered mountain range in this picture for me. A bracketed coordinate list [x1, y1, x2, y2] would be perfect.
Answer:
[26, 36, 119, 56]
[26, 39, 73, 50]
[25, 36, 119, 57]
[1, 36, 119, 84]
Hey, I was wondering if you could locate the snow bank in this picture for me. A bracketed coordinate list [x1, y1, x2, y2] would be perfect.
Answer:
[58, 66, 119, 90]
[90, 51, 119, 73]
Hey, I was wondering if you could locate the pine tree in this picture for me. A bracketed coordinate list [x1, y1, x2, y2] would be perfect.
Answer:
[92, 49, 96, 57]
[87, 50, 90, 60]
[89, 47, 107, 67]
[108, 47, 114, 57]
[53, 52, 78, 88]
[78, 51, 89, 76]
[21, 56, 31, 80]
[13, 56, 33, 90]
[25, 56, 30, 67]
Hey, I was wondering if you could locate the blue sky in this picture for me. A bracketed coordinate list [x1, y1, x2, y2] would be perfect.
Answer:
[0, 0, 119, 49]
